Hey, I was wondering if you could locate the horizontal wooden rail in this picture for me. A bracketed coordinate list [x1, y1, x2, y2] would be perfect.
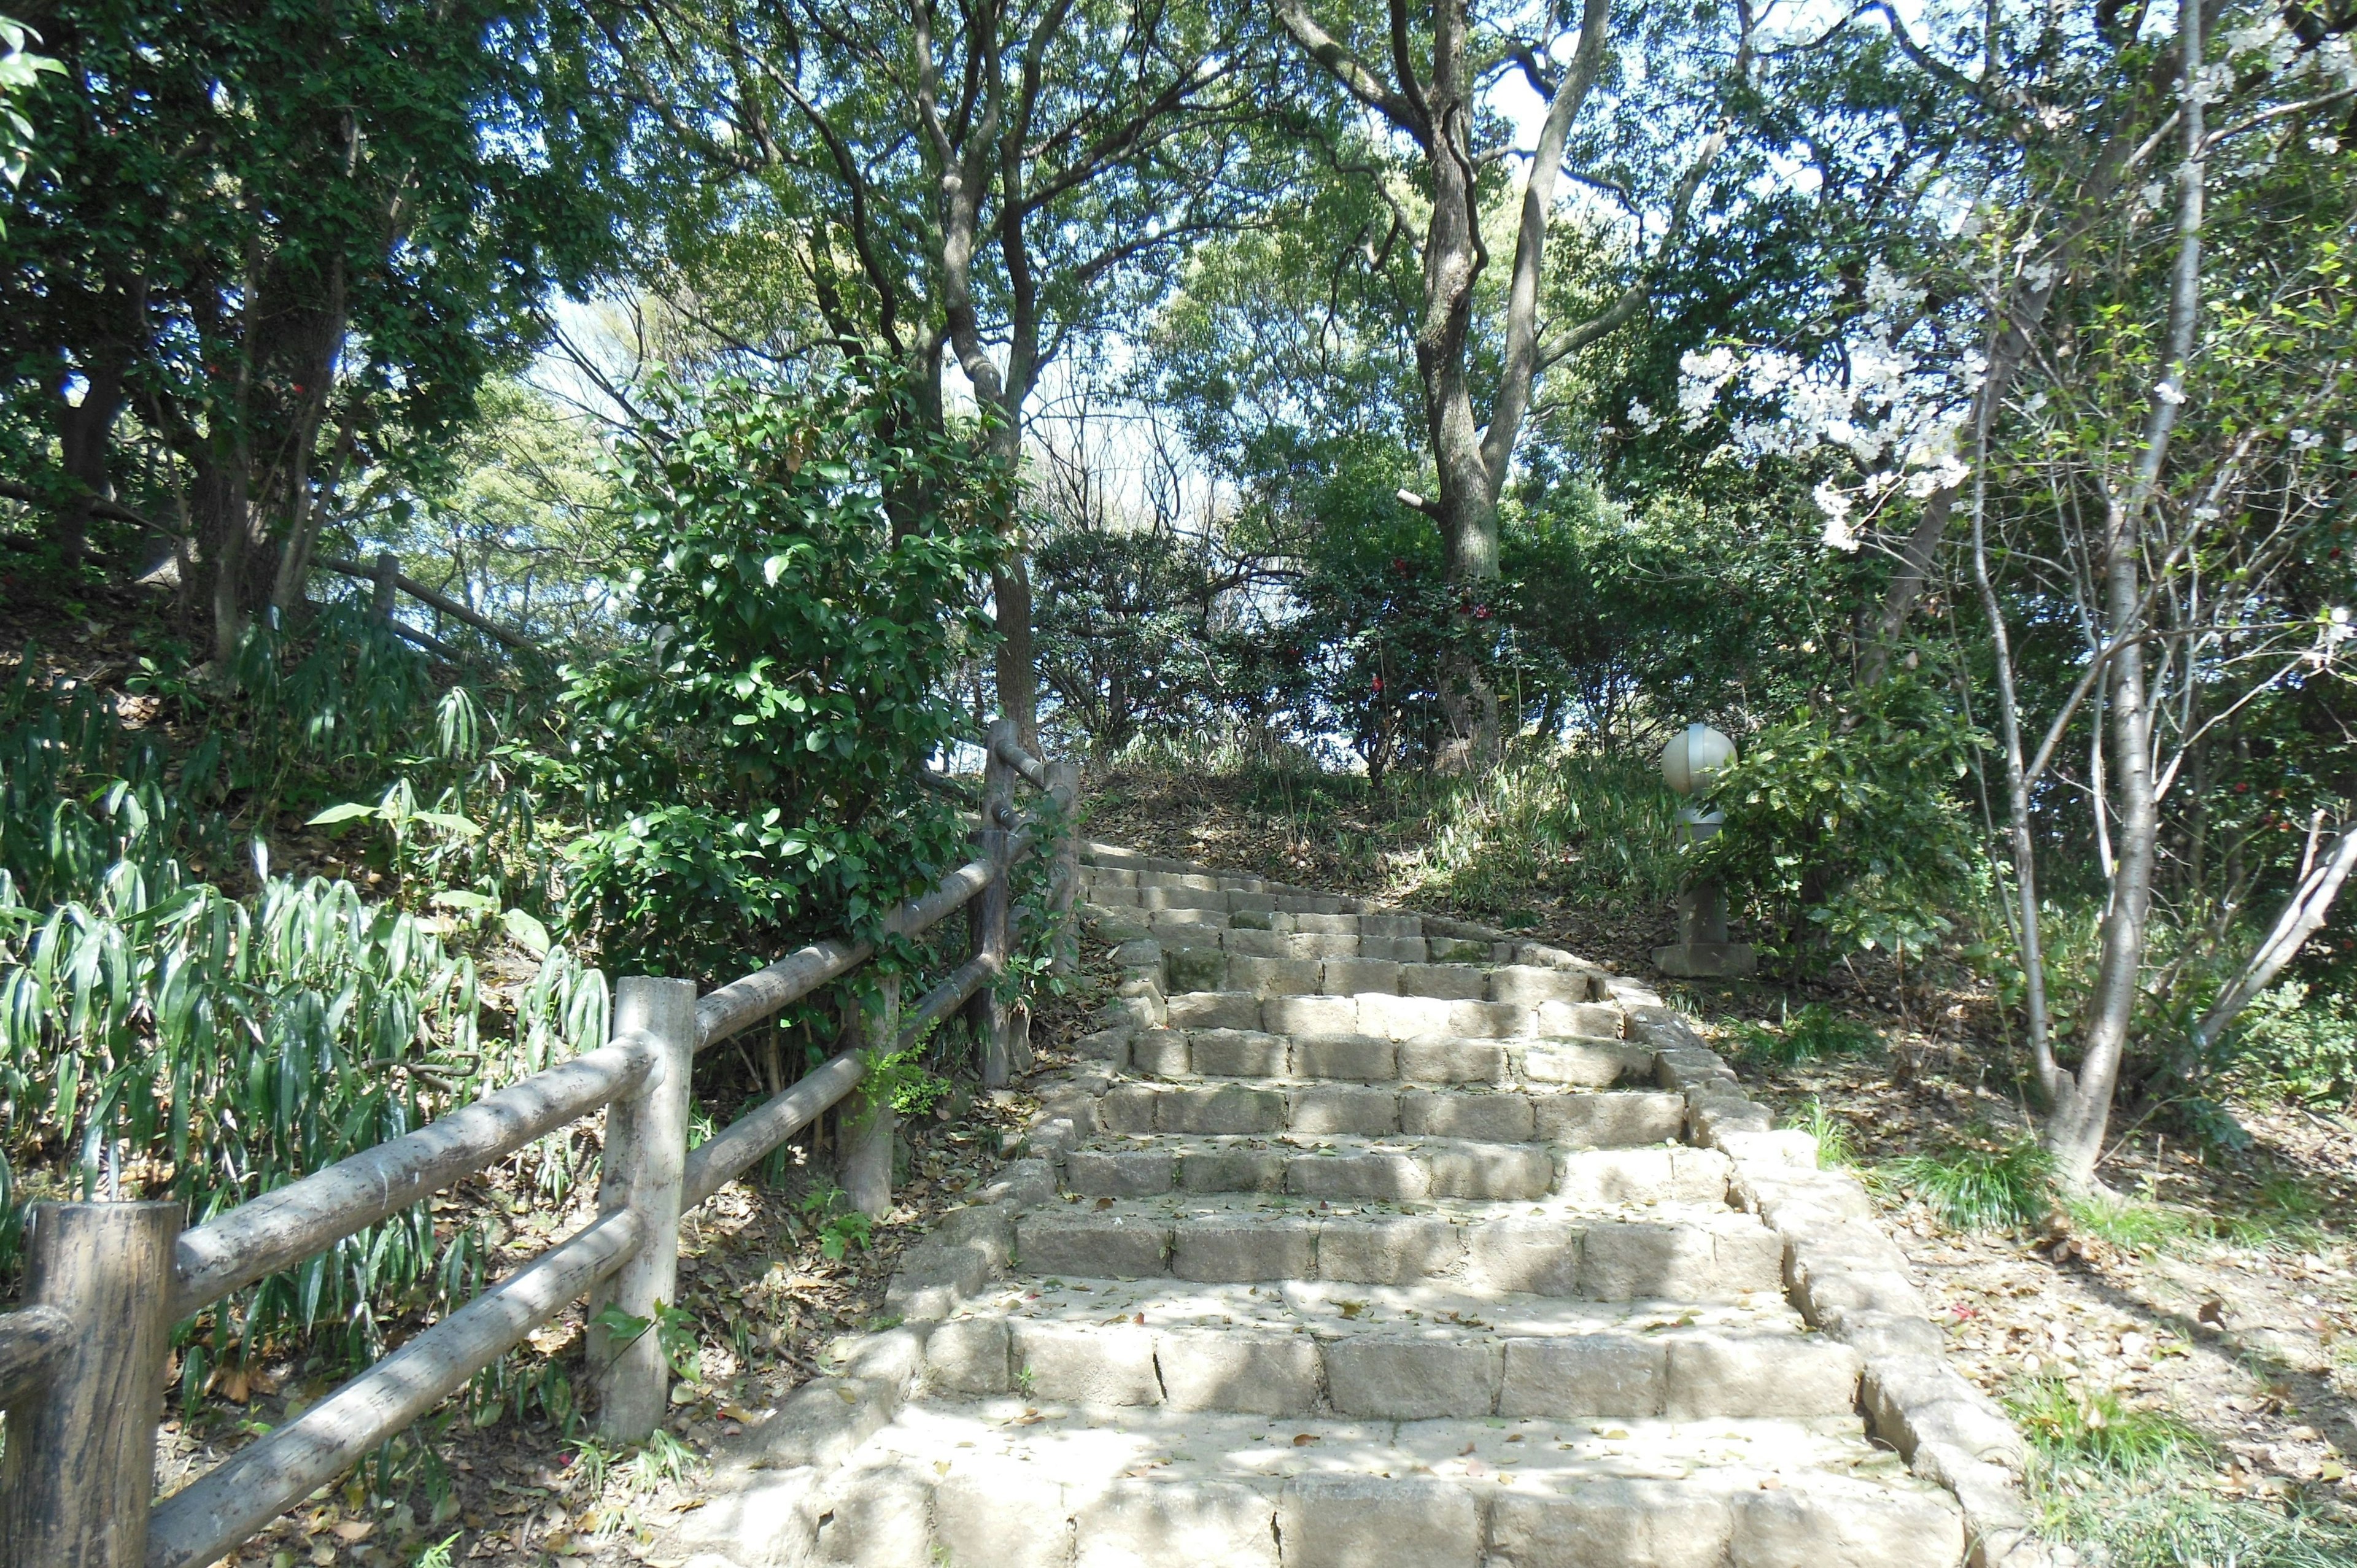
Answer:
[145, 1211, 643, 1568]
[681, 953, 995, 1209]
[0, 1305, 72, 1407]
[695, 854, 997, 1050]
[989, 731, 1052, 792]
[0, 714, 1082, 1568]
[169, 1035, 661, 1320]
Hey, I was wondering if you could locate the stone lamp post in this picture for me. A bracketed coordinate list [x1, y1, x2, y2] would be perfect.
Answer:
[1653, 722, 1757, 979]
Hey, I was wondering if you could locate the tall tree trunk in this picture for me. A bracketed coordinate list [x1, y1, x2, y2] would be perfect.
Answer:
[2044, 0, 2205, 1190]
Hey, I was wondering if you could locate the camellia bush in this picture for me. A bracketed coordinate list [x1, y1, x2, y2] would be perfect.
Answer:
[559, 363, 1005, 983]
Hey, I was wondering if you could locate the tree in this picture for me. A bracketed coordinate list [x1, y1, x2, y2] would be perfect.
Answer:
[587, 0, 1296, 744]
[0, 0, 624, 658]
[1270, 0, 1747, 756]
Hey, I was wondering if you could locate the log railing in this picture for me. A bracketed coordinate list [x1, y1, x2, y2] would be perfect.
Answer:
[0, 719, 1077, 1568]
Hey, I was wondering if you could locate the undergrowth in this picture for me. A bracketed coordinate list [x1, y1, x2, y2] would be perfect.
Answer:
[1729, 1002, 1880, 1066]
[2009, 1374, 2357, 1566]
[1880, 1138, 2057, 1230]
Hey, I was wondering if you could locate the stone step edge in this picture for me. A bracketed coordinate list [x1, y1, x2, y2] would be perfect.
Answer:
[1626, 1006, 2048, 1568]
[1074, 841, 1622, 974]
[678, 1423, 1970, 1568]
[912, 1305, 1866, 1423]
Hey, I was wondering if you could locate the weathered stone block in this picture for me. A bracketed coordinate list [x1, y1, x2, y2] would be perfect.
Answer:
[1095, 1084, 1160, 1134]
[1487, 965, 1593, 1006]
[1317, 1215, 1463, 1283]
[1520, 1041, 1630, 1087]
[1153, 1327, 1321, 1415]
[1663, 1334, 1860, 1418]
[1398, 1038, 1510, 1084]
[1072, 1479, 1278, 1568]
[1465, 1215, 1583, 1296]
[932, 1465, 1070, 1568]
[1227, 909, 1277, 932]
[1178, 1147, 1287, 1192]
[816, 1465, 930, 1567]
[1445, 999, 1532, 1038]
[1171, 1215, 1315, 1281]
[1285, 932, 1358, 960]
[1015, 1212, 1169, 1278]
[1498, 1335, 1665, 1418]
[1064, 1149, 1177, 1198]
[1288, 1084, 1400, 1136]
[1262, 994, 1360, 1036]
[1187, 1029, 1290, 1077]
[923, 1316, 1012, 1394]
[1277, 1477, 1481, 1568]
[1732, 1475, 1965, 1568]
[1221, 925, 1285, 955]
[1426, 935, 1491, 963]
[1012, 1318, 1161, 1405]
[1286, 1151, 1431, 1202]
[1159, 1083, 1287, 1135]
[1323, 957, 1402, 995]
[1165, 991, 1258, 1031]
[1555, 1148, 1682, 1207]
[1536, 1092, 1687, 1148]
[1535, 999, 1622, 1038]
[1070, 1025, 1134, 1067]
[1326, 1336, 1498, 1418]
[1395, 962, 1484, 1000]
[1292, 1035, 1398, 1081]
[1425, 1143, 1555, 1200]
[1228, 955, 1323, 998]
[1577, 1221, 1718, 1300]
[1487, 1481, 1733, 1568]
[1128, 1029, 1191, 1076]
[1401, 1089, 1536, 1141]
[1363, 994, 1457, 1040]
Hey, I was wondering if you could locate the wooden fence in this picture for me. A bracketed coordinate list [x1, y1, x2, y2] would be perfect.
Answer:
[0, 720, 1078, 1568]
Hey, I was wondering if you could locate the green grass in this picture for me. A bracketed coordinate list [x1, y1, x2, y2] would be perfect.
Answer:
[1788, 1098, 1857, 1168]
[1730, 1002, 1881, 1067]
[1880, 1138, 2056, 1230]
[2008, 1377, 2208, 1477]
[2068, 1195, 2197, 1253]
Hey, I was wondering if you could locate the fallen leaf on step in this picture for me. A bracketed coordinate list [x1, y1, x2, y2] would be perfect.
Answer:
[2198, 1298, 2227, 1328]
[1293, 1434, 1319, 1446]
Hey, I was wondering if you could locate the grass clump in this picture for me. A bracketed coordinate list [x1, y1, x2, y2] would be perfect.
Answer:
[2010, 1377, 2207, 1477]
[1730, 1002, 1880, 1067]
[1789, 1098, 1857, 1168]
[2067, 1195, 2197, 1254]
[2015, 1380, 2357, 1568]
[1881, 1137, 2055, 1230]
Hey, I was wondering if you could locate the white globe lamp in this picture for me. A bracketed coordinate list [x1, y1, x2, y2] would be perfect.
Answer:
[1660, 722, 1736, 797]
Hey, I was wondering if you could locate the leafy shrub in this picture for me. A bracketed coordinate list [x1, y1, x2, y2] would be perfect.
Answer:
[1697, 676, 1987, 970]
[2227, 982, 2357, 1106]
[560, 363, 1002, 981]
[1881, 1138, 2055, 1230]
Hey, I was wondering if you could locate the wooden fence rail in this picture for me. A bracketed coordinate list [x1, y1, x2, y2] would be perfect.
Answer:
[0, 722, 1077, 1568]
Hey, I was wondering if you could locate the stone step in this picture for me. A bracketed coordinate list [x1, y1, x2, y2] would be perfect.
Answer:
[1010, 1195, 1786, 1300]
[1064, 1140, 1730, 1205]
[921, 1278, 1860, 1422]
[1086, 883, 1376, 917]
[1109, 1029, 1650, 1088]
[1159, 989, 1621, 1041]
[803, 1402, 1966, 1568]
[1151, 949, 1603, 1006]
[1085, 1079, 1689, 1151]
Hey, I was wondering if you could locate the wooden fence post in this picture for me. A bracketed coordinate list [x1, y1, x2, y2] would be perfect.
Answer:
[0, 1200, 180, 1568]
[1047, 758, 1081, 977]
[841, 973, 899, 1219]
[588, 976, 696, 1442]
[970, 719, 1017, 1088]
[370, 551, 400, 622]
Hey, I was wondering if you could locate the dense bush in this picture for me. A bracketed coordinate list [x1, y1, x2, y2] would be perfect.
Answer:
[559, 366, 1002, 981]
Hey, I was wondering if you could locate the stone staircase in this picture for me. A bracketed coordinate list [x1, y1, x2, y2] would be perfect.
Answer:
[670, 846, 2046, 1568]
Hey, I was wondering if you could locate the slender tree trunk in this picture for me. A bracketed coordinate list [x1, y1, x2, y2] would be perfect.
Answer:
[2044, 0, 2205, 1190]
